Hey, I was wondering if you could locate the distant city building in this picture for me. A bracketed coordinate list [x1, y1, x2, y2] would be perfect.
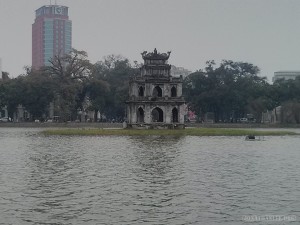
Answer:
[0, 58, 2, 79]
[171, 65, 191, 78]
[32, 5, 72, 69]
[273, 71, 300, 82]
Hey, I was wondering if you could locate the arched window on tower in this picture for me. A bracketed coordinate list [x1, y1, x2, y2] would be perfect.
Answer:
[152, 107, 163, 122]
[172, 107, 178, 122]
[138, 86, 144, 97]
[137, 107, 144, 123]
[153, 86, 162, 97]
[171, 86, 177, 97]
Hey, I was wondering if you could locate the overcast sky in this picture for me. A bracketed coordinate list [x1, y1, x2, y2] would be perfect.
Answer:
[1, 0, 300, 81]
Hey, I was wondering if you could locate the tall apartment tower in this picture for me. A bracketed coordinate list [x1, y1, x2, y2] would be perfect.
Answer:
[32, 5, 72, 69]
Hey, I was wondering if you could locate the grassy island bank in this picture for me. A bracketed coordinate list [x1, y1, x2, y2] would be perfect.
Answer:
[42, 128, 297, 137]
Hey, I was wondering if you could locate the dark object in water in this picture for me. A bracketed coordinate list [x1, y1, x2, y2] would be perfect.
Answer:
[245, 135, 264, 141]
[245, 135, 255, 140]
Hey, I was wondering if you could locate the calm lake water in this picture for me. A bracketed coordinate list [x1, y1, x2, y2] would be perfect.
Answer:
[0, 128, 299, 225]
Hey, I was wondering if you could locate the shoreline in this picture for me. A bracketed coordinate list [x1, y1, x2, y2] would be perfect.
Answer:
[1, 122, 300, 129]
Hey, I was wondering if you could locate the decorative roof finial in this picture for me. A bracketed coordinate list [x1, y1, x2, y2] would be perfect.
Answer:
[141, 51, 147, 57]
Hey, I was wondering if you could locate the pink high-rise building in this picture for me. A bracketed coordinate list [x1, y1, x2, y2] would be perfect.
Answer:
[32, 5, 72, 69]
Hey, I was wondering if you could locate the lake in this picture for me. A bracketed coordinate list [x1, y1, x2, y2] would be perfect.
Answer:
[0, 128, 299, 224]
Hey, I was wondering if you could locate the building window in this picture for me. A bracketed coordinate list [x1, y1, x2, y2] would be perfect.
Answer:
[171, 86, 177, 97]
[153, 86, 162, 97]
[138, 86, 144, 97]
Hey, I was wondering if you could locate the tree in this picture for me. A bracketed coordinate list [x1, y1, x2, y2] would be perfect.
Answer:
[184, 60, 269, 122]
[90, 55, 138, 121]
[0, 72, 10, 110]
[46, 49, 92, 121]
[21, 68, 55, 120]
[1, 77, 25, 119]
[273, 77, 300, 103]
[85, 79, 110, 121]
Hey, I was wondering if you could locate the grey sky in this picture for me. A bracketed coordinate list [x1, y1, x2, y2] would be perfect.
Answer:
[1, 0, 300, 81]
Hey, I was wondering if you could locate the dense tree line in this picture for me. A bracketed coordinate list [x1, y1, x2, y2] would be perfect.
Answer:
[0, 49, 137, 122]
[1, 49, 300, 123]
[184, 60, 300, 123]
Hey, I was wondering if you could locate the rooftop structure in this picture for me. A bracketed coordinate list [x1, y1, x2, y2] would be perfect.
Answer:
[171, 65, 192, 78]
[273, 71, 300, 82]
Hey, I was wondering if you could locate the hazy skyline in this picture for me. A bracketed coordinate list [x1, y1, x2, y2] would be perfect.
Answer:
[1, 0, 300, 81]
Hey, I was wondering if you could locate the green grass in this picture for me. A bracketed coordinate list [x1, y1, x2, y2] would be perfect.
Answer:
[42, 127, 298, 136]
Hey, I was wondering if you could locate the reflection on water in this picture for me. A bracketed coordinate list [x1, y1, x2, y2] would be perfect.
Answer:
[0, 128, 299, 224]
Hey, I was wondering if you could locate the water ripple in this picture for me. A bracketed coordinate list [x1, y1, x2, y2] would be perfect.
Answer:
[0, 128, 299, 224]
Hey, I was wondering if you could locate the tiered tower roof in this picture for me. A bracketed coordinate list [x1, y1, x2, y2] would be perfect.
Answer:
[141, 48, 171, 61]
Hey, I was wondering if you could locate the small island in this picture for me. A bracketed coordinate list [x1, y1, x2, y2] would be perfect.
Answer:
[42, 127, 297, 136]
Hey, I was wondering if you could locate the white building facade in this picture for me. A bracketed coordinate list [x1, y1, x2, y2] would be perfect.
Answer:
[273, 71, 300, 82]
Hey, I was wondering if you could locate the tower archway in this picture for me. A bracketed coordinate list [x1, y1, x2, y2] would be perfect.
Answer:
[171, 86, 177, 97]
[152, 107, 163, 122]
[137, 107, 144, 123]
[172, 107, 178, 122]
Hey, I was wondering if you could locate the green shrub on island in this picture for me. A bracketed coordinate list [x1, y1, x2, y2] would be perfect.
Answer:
[42, 128, 297, 136]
